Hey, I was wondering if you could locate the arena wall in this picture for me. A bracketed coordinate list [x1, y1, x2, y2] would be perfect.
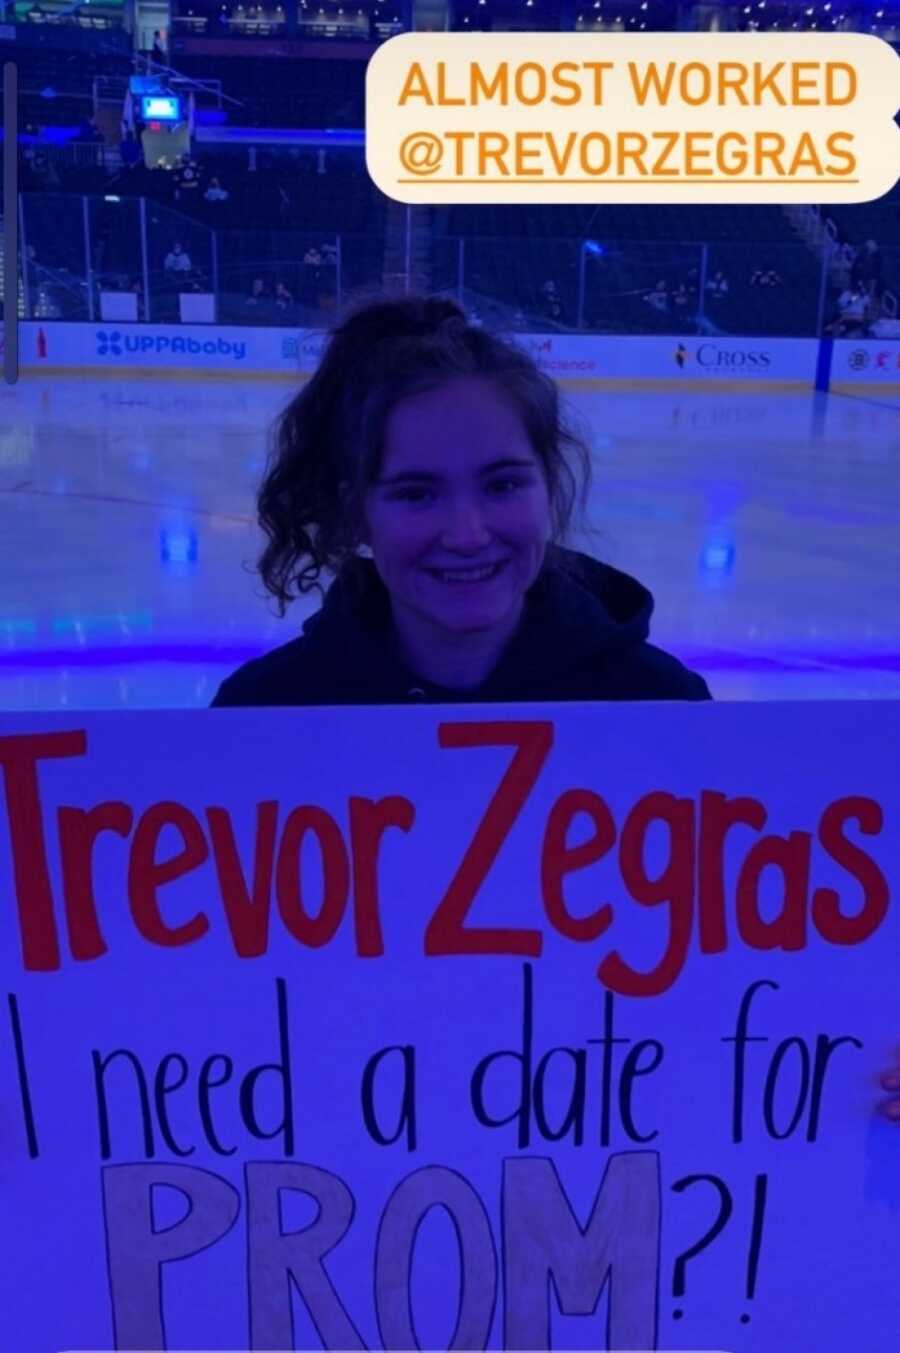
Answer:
[18, 322, 897, 392]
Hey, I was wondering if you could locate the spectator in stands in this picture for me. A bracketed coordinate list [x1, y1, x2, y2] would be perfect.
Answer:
[302, 247, 324, 305]
[851, 240, 884, 300]
[120, 130, 142, 171]
[25, 149, 60, 192]
[540, 279, 567, 324]
[749, 267, 783, 288]
[827, 286, 870, 338]
[246, 277, 272, 308]
[672, 282, 692, 326]
[320, 243, 338, 266]
[644, 280, 669, 313]
[76, 116, 104, 145]
[211, 294, 712, 708]
[164, 242, 193, 275]
[151, 30, 166, 66]
[705, 269, 729, 299]
[204, 176, 230, 205]
[175, 157, 202, 204]
[827, 237, 854, 289]
[274, 281, 295, 316]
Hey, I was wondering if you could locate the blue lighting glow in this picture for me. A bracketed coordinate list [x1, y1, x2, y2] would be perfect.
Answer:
[700, 534, 736, 579]
[160, 529, 199, 565]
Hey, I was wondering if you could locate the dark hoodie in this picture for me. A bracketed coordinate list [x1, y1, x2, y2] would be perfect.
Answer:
[212, 546, 711, 707]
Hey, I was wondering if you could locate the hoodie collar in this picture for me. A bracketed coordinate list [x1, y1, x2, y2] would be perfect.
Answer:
[301, 545, 654, 700]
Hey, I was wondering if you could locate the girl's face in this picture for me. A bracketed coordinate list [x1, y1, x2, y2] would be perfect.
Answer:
[363, 377, 552, 641]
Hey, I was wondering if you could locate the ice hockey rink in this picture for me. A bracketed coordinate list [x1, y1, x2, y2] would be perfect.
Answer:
[1, 373, 898, 710]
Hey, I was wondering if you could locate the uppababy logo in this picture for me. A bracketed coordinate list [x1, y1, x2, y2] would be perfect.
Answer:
[848, 348, 870, 371]
[97, 330, 123, 357]
[95, 330, 247, 363]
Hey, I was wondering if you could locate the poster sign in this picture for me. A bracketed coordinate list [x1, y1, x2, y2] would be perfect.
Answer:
[2, 703, 899, 1351]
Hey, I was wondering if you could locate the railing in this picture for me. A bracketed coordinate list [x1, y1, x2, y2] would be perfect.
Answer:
[22, 142, 109, 172]
[93, 74, 129, 106]
[130, 54, 241, 111]
[170, 76, 229, 112]
[15, 191, 900, 339]
[439, 236, 837, 339]
[17, 9, 123, 27]
[168, 13, 390, 38]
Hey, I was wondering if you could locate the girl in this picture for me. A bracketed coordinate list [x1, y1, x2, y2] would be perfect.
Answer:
[213, 295, 711, 707]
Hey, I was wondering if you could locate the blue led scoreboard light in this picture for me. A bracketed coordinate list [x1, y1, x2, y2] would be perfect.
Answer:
[141, 95, 182, 122]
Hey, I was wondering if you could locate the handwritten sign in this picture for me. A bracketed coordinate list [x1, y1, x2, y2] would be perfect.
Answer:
[2, 703, 898, 1351]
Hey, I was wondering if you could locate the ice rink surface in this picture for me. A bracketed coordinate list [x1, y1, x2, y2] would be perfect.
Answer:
[1, 374, 898, 709]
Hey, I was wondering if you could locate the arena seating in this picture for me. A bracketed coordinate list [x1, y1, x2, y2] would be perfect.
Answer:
[438, 206, 825, 337]
[7, 18, 898, 338]
[173, 52, 366, 127]
[822, 196, 900, 299]
[1, 32, 131, 128]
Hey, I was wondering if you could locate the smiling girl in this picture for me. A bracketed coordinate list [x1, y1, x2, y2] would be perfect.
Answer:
[213, 295, 711, 706]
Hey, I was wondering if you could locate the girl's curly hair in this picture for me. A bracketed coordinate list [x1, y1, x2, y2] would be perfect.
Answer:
[257, 293, 594, 613]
